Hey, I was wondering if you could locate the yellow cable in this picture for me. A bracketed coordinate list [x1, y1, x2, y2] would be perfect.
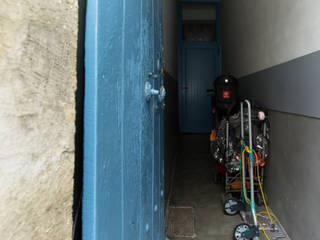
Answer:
[253, 150, 275, 224]
[241, 150, 250, 204]
[258, 221, 271, 240]
[244, 146, 252, 153]
[257, 212, 278, 224]
[241, 149, 271, 240]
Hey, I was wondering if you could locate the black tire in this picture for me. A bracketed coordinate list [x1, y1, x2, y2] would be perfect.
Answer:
[233, 223, 251, 240]
[223, 197, 240, 216]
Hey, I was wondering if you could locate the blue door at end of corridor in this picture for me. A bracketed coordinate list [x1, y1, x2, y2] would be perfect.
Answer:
[83, 0, 165, 239]
[178, 1, 221, 133]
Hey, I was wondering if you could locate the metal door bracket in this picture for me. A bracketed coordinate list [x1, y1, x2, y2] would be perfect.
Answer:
[145, 81, 166, 103]
[148, 72, 159, 80]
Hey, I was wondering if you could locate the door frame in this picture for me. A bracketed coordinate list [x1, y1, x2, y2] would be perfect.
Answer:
[177, 0, 222, 133]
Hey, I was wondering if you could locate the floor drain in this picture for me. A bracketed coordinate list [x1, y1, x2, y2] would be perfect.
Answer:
[166, 206, 195, 238]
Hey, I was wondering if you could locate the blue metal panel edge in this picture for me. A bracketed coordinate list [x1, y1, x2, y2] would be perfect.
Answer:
[83, 0, 165, 239]
[83, 0, 98, 239]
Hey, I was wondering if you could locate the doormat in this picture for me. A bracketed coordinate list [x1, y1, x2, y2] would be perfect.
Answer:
[166, 206, 196, 238]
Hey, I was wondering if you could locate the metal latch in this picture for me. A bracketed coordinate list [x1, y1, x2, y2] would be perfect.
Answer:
[148, 72, 159, 80]
[144, 81, 166, 103]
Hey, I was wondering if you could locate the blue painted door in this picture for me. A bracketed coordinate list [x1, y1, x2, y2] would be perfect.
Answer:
[83, 0, 165, 239]
[178, 2, 221, 133]
[180, 42, 219, 133]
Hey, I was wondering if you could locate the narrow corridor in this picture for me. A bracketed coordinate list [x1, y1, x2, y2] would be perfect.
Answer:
[166, 135, 290, 240]
[167, 134, 240, 239]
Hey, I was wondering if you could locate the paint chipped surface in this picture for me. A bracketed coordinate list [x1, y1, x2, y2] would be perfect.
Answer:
[0, 0, 77, 239]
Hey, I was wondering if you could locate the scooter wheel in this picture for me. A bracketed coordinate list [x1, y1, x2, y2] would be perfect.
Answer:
[233, 223, 251, 240]
[223, 198, 239, 216]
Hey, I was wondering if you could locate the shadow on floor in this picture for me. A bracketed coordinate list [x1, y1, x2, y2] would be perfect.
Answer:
[166, 134, 290, 240]
[168, 150, 241, 240]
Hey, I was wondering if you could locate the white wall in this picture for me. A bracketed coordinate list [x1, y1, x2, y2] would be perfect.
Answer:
[222, 0, 320, 77]
[0, 0, 77, 239]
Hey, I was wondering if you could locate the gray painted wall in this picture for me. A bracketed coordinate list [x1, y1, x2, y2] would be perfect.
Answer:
[238, 51, 320, 118]
[221, 1, 320, 239]
[266, 111, 320, 239]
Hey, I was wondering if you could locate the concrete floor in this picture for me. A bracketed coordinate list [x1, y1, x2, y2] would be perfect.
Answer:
[169, 151, 241, 240]
[166, 135, 290, 240]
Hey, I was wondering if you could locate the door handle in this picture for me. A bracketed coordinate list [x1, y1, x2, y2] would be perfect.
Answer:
[144, 81, 166, 103]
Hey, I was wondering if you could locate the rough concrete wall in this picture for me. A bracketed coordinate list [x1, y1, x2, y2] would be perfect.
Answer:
[221, 0, 320, 77]
[0, 0, 78, 239]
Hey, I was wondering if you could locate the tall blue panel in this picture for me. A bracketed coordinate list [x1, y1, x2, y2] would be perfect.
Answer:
[152, 0, 164, 239]
[180, 43, 218, 133]
[83, 0, 165, 239]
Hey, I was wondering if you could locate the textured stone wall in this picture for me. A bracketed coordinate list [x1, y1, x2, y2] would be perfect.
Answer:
[0, 0, 78, 239]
